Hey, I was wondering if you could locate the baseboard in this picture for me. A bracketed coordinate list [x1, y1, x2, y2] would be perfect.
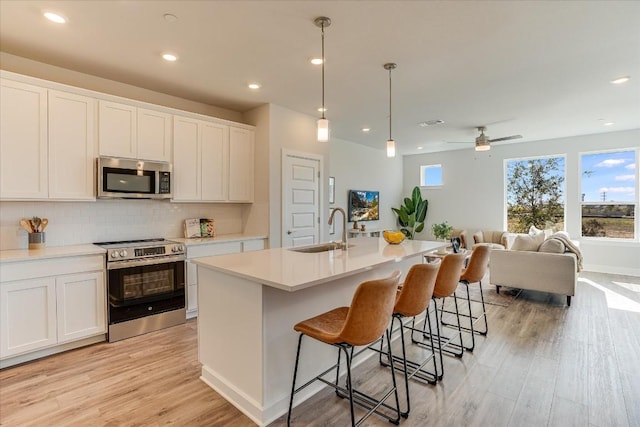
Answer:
[582, 264, 640, 277]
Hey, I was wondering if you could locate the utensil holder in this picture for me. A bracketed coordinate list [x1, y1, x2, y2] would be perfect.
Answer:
[28, 232, 45, 250]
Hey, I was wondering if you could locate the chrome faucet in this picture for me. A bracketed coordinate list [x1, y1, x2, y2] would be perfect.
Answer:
[328, 207, 348, 250]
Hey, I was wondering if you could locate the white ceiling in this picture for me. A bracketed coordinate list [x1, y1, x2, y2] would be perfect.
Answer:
[1, 1, 639, 155]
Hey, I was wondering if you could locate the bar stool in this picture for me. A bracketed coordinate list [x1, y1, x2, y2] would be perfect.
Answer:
[378, 262, 439, 418]
[457, 244, 491, 351]
[287, 270, 402, 427]
[421, 253, 467, 378]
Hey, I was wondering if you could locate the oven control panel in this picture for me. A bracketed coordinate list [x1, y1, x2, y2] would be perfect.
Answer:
[106, 243, 184, 261]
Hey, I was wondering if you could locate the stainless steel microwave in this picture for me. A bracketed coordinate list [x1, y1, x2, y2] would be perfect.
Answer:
[97, 156, 172, 199]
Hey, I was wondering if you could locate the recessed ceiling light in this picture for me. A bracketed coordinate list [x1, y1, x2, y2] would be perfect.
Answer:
[418, 119, 445, 127]
[317, 107, 327, 112]
[310, 58, 323, 65]
[604, 122, 615, 126]
[417, 146, 423, 150]
[248, 83, 261, 90]
[610, 76, 630, 84]
[361, 128, 370, 132]
[163, 13, 178, 22]
[43, 12, 67, 24]
[162, 53, 178, 62]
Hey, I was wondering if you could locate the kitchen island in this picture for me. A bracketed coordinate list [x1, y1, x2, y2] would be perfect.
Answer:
[193, 237, 443, 426]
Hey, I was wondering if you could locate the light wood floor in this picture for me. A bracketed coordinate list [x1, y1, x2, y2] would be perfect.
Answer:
[1, 271, 638, 426]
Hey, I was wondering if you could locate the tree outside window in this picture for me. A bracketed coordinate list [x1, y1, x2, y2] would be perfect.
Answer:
[581, 150, 636, 239]
[505, 156, 565, 233]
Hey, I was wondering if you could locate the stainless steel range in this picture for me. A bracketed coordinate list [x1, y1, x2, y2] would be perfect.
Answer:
[95, 238, 186, 342]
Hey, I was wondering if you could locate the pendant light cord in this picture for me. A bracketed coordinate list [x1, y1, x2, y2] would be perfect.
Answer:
[321, 22, 326, 120]
[388, 66, 392, 140]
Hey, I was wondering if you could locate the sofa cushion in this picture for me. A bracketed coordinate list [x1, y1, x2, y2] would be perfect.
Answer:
[538, 238, 565, 253]
[472, 230, 484, 245]
[511, 232, 545, 251]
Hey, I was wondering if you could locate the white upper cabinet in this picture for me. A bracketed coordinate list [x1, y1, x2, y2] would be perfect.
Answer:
[0, 79, 48, 199]
[173, 116, 230, 202]
[173, 116, 202, 201]
[98, 101, 136, 158]
[99, 101, 171, 162]
[229, 127, 254, 202]
[48, 90, 96, 200]
[137, 108, 172, 162]
[201, 121, 229, 201]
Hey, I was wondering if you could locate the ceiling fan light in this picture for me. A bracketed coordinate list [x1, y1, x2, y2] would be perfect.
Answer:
[386, 139, 396, 157]
[317, 118, 329, 142]
[475, 141, 491, 151]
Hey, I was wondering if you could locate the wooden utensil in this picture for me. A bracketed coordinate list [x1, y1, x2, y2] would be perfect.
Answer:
[32, 216, 42, 232]
[40, 218, 49, 231]
[20, 219, 33, 233]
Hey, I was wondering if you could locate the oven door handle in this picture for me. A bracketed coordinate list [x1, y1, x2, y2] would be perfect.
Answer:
[106, 255, 186, 270]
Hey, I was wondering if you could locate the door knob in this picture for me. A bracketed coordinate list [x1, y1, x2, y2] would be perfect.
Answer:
[287, 230, 292, 235]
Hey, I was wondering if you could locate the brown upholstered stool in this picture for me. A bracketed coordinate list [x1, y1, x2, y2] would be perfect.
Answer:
[378, 262, 439, 417]
[287, 270, 402, 427]
[422, 253, 467, 378]
[444, 244, 491, 351]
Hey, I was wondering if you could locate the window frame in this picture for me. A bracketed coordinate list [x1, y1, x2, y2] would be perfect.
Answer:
[579, 148, 638, 241]
[419, 164, 443, 188]
[503, 154, 567, 233]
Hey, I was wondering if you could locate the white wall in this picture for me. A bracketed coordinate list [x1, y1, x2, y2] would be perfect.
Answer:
[0, 201, 244, 250]
[259, 104, 330, 248]
[403, 129, 640, 275]
[0, 53, 242, 122]
[329, 138, 404, 240]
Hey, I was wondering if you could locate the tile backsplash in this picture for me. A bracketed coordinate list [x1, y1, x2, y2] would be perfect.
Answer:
[0, 200, 244, 250]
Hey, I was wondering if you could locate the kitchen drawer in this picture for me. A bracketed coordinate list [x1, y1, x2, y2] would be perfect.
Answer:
[1, 255, 104, 283]
[242, 239, 265, 252]
[187, 241, 242, 259]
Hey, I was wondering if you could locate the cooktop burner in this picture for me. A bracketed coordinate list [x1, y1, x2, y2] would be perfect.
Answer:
[93, 238, 169, 248]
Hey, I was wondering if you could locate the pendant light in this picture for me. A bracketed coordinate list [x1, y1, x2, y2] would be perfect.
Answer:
[384, 63, 397, 157]
[315, 17, 331, 142]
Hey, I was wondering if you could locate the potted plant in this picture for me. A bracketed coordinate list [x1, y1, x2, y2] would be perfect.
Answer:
[431, 221, 453, 241]
[391, 186, 428, 240]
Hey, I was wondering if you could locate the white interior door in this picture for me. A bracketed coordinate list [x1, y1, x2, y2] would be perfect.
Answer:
[282, 152, 320, 247]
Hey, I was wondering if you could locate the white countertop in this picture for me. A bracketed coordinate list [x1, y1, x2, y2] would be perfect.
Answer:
[0, 244, 106, 263]
[170, 233, 267, 246]
[193, 237, 444, 292]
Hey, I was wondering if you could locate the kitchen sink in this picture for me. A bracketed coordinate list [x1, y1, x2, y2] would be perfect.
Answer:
[288, 242, 353, 253]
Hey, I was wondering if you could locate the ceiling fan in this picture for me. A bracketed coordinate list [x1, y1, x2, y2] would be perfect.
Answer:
[450, 126, 523, 151]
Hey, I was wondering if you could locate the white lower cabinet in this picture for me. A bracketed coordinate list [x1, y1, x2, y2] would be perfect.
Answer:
[185, 238, 265, 317]
[56, 272, 106, 344]
[0, 277, 57, 358]
[0, 255, 106, 363]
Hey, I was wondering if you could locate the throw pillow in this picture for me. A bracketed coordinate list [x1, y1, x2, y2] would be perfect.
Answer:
[473, 230, 484, 245]
[538, 238, 565, 253]
[529, 225, 543, 236]
[511, 233, 545, 251]
[529, 225, 554, 238]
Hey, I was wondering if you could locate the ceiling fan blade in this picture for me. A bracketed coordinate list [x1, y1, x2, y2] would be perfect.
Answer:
[488, 135, 522, 143]
[446, 141, 473, 144]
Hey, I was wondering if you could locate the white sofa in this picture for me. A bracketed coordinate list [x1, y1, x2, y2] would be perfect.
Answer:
[490, 248, 577, 306]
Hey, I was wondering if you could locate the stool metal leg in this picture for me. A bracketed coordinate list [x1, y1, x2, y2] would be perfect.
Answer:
[287, 333, 304, 427]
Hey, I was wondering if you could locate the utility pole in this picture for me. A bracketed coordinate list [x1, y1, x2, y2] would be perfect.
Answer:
[601, 191, 606, 202]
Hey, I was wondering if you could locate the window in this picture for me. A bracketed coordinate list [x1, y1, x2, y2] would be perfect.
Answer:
[505, 156, 565, 233]
[420, 164, 442, 187]
[580, 149, 637, 239]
